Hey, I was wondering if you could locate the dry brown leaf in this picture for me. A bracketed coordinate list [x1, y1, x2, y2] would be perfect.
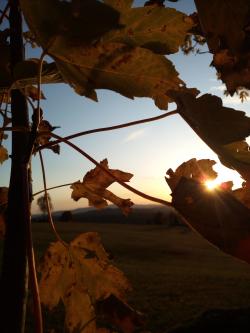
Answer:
[36, 120, 60, 154]
[39, 232, 132, 333]
[233, 186, 250, 208]
[0, 145, 8, 164]
[165, 158, 217, 191]
[24, 85, 46, 101]
[71, 159, 134, 215]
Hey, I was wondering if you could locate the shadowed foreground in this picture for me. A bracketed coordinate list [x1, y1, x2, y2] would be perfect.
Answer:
[29, 222, 250, 332]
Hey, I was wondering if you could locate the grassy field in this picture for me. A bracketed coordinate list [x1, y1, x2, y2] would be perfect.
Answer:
[29, 222, 250, 332]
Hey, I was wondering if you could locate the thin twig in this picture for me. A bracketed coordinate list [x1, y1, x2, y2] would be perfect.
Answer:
[38, 110, 178, 151]
[50, 132, 172, 207]
[0, 3, 10, 24]
[33, 183, 73, 197]
[38, 150, 68, 245]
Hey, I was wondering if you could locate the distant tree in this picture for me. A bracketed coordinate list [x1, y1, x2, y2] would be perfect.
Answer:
[60, 210, 73, 222]
[37, 194, 53, 218]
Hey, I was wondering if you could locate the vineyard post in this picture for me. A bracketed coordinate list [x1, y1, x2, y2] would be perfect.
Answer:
[0, 0, 30, 331]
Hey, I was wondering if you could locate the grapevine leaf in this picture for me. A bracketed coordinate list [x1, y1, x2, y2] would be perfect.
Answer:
[233, 186, 250, 209]
[55, 43, 183, 109]
[20, 0, 121, 48]
[103, 4, 194, 54]
[39, 232, 132, 333]
[71, 159, 133, 215]
[24, 85, 46, 101]
[170, 91, 250, 182]
[0, 145, 8, 164]
[166, 158, 217, 191]
[195, 0, 250, 94]
[104, 0, 133, 11]
[166, 164, 250, 264]
[36, 120, 60, 154]
[20, 0, 187, 109]
[96, 295, 144, 333]
[13, 59, 63, 88]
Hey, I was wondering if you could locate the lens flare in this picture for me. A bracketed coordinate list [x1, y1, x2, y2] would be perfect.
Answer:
[204, 179, 218, 191]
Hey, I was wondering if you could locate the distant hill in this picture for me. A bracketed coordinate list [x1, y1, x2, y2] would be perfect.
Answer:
[33, 204, 185, 226]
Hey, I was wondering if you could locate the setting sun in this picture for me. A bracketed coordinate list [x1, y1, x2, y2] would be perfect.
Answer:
[204, 179, 219, 191]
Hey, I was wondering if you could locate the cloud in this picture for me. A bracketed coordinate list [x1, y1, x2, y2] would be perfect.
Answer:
[222, 95, 246, 106]
[123, 129, 145, 142]
[210, 85, 226, 92]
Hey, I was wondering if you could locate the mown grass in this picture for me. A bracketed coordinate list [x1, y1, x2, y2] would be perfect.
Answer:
[30, 222, 250, 332]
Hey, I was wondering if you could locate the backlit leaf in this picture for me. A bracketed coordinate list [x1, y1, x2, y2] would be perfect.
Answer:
[71, 159, 133, 215]
[39, 232, 132, 333]
[0, 145, 8, 164]
[166, 158, 217, 191]
[166, 162, 250, 264]
[170, 91, 250, 182]
[56, 43, 183, 109]
[20, 0, 187, 109]
[103, 4, 194, 54]
[170, 177, 250, 264]
[195, 0, 250, 94]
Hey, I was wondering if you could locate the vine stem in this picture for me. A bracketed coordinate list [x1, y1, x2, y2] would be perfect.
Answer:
[0, 2, 9, 24]
[50, 132, 171, 207]
[33, 183, 73, 197]
[38, 150, 68, 245]
[38, 110, 178, 151]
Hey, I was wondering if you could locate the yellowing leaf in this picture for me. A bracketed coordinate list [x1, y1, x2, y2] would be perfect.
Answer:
[56, 43, 183, 109]
[0, 145, 8, 164]
[39, 232, 131, 333]
[166, 158, 217, 191]
[71, 159, 133, 215]
[103, 4, 194, 54]
[20, 0, 187, 109]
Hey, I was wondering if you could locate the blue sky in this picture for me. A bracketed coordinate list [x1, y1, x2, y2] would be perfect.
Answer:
[1, 0, 250, 213]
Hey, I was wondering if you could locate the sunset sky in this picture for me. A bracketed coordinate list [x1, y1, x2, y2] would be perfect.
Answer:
[1, 0, 250, 214]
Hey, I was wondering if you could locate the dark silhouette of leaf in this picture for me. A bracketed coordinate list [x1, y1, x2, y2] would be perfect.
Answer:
[170, 177, 250, 264]
[96, 294, 145, 333]
[170, 91, 250, 182]
[195, 0, 250, 94]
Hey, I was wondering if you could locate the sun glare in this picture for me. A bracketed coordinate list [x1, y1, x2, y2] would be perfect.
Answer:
[204, 179, 219, 191]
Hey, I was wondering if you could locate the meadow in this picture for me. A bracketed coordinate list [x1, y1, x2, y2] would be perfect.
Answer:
[30, 222, 250, 332]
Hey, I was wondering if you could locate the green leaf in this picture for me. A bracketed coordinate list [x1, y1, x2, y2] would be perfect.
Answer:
[103, 5, 194, 54]
[56, 42, 184, 109]
[171, 91, 250, 182]
[0, 145, 8, 164]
